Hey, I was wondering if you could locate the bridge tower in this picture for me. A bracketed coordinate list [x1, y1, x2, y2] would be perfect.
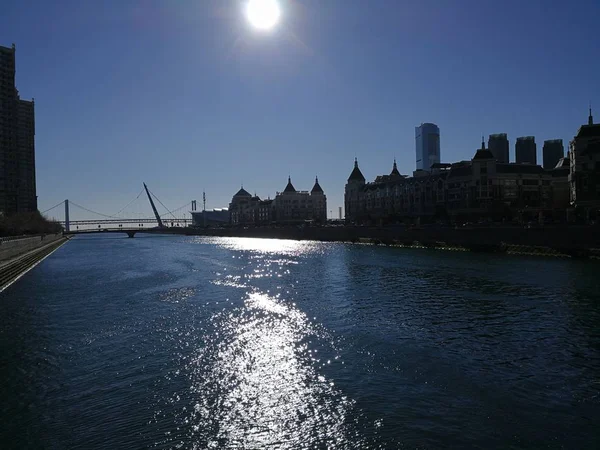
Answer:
[64, 199, 70, 232]
[143, 182, 165, 228]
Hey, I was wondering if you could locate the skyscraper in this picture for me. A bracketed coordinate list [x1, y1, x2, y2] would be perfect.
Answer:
[488, 133, 510, 163]
[542, 139, 564, 170]
[0, 44, 36, 214]
[515, 136, 537, 165]
[415, 123, 440, 171]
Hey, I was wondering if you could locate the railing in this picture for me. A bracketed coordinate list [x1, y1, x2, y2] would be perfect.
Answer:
[0, 234, 45, 244]
[58, 218, 192, 225]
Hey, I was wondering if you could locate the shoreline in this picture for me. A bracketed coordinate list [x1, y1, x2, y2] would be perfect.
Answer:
[0, 236, 71, 292]
[181, 225, 600, 260]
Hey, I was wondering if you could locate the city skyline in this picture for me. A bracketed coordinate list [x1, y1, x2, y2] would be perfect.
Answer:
[1, 0, 599, 218]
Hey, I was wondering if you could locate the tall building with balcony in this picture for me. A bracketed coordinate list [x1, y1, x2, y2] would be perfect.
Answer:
[0, 43, 37, 215]
[488, 133, 510, 163]
[542, 139, 564, 170]
[515, 136, 537, 165]
[415, 123, 440, 171]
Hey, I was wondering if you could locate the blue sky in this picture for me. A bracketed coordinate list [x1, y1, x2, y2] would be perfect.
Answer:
[2, 0, 599, 220]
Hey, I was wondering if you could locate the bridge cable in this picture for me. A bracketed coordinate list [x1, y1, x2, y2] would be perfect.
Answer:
[148, 190, 178, 220]
[166, 201, 192, 216]
[41, 200, 65, 214]
[112, 188, 145, 217]
[68, 201, 122, 219]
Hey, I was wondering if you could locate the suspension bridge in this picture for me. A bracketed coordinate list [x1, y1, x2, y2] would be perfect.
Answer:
[41, 183, 200, 237]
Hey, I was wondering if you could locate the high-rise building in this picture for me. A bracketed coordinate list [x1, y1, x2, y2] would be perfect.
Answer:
[415, 123, 440, 171]
[488, 133, 510, 163]
[0, 43, 37, 214]
[515, 136, 537, 165]
[542, 139, 564, 170]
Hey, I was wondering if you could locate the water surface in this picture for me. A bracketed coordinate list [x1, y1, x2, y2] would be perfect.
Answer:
[1, 235, 599, 449]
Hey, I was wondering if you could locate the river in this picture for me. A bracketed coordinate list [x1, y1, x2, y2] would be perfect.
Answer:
[1, 235, 599, 449]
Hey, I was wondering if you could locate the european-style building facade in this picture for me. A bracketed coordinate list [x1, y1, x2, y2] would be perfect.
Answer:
[229, 177, 327, 225]
[569, 109, 600, 219]
[345, 140, 571, 225]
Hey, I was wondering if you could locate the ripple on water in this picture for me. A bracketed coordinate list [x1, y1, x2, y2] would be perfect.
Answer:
[158, 291, 360, 449]
[158, 287, 197, 304]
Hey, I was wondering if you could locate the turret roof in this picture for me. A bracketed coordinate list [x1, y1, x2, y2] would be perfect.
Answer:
[348, 158, 366, 182]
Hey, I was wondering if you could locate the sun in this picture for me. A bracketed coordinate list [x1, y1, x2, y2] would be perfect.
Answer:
[245, 0, 281, 31]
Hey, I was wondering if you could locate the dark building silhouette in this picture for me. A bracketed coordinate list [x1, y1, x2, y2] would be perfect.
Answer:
[228, 177, 326, 225]
[569, 108, 600, 218]
[344, 158, 366, 222]
[488, 133, 509, 163]
[344, 138, 571, 225]
[542, 139, 564, 170]
[0, 44, 36, 215]
[515, 136, 537, 164]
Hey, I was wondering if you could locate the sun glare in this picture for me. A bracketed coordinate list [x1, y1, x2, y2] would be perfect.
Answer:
[245, 0, 281, 31]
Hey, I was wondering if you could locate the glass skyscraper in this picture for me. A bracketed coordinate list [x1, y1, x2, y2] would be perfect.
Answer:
[415, 123, 440, 171]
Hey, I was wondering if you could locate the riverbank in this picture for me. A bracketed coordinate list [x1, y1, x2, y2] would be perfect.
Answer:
[183, 225, 600, 259]
[0, 235, 70, 292]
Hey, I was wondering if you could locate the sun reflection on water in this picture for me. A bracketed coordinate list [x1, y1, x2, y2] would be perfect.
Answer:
[184, 290, 353, 448]
[198, 236, 325, 256]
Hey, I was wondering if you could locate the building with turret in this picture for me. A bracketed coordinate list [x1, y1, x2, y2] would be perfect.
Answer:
[569, 108, 600, 219]
[228, 187, 263, 225]
[344, 158, 366, 222]
[273, 177, 326, 223]
[228, 176, 327, 226]
[344, 138, 571, 225]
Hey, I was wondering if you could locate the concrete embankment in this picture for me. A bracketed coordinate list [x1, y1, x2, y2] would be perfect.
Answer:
[0, 234, 69, 292]
[186, 226, 600, 259]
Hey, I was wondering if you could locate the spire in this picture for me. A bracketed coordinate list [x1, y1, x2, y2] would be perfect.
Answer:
[481, 135, 486, 149]
[348, 158, 366, 183]
[589, 102, 594, 126]
[311, 175, 324, 194]
[391, 158, 400, 176]
[283, 176, 296, 193]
